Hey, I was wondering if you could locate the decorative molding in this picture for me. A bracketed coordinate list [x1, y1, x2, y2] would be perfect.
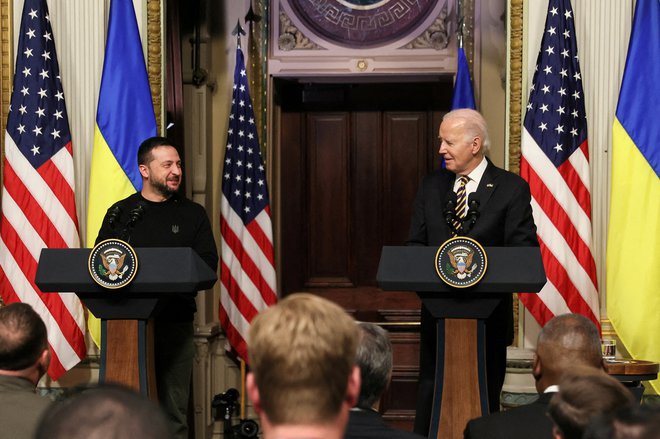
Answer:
[0, 0, 12, 164]
[507, 0, 523, 175]
[508, 0, 524, 345]
[402, 5, 450, 50]
[462, 0, 475, 74]
[278, 10, 322, 51]
[269, 0, 460, 76]
[147, 0, 163, 133]
[247, 0, 270, 154]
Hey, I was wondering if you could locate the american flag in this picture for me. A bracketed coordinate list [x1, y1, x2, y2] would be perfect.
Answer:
[0, 0, 86, 379]
[519, 0, 600, 328]
[219, 47, 277, 362]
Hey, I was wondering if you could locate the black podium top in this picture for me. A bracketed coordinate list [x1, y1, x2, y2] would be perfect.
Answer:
[377, 246, 546, 293]
[36, 247, 217, 293]
[35, 247, 218, 320]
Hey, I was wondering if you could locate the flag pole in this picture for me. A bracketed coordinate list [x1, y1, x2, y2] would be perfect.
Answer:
[232, 20, 249, 421]
[457, 0, 464, 49]
[240, 359, 247, 420]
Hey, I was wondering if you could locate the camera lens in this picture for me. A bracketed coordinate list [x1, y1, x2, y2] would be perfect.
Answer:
[237, 419, 259, 438]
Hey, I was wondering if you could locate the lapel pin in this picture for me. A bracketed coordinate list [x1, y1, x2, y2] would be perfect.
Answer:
[486, 183, 494, 188]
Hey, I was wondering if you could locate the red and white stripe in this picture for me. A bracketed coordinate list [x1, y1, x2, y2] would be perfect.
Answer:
[0, 133, 86, 379]
[219, 194, 277, 362]
[520, 129, 600, 328]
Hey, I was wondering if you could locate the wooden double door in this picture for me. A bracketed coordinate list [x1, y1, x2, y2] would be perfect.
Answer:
[276, 79, 452, 429]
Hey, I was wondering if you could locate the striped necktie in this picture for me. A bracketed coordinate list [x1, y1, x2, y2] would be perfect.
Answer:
[452, 175, 469, 236]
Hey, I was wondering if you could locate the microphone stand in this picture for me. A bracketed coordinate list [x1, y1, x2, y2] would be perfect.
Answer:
[120, 203, 145, 243]
[463, 199, 480, 234]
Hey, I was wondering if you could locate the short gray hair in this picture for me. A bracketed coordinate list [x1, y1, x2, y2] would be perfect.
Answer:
[442, 109, 490, 154]
[355, 322, 392, 409]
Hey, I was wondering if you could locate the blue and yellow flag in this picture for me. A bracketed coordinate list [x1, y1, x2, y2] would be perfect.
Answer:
[86, 0, 157, 346]
[607, 0, 660, 393]
[451, 47, 476, 110]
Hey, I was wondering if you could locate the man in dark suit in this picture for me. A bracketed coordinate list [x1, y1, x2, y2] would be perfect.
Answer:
[407, 109, 539, 435]
[463, 313, 604, 439]
[345, 322, 425, 439]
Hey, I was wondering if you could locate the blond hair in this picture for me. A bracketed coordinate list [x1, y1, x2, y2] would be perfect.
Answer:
[248, 293, 358, 425]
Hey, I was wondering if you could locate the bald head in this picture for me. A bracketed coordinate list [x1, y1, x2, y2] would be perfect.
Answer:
[533, 314, 603, 392]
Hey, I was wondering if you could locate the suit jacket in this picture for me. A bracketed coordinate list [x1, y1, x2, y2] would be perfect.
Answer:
[463, 392, 555, 439]
[345, 409, 426, 439]
[407, 159, 538, 346]
[407, 159, 538, 248]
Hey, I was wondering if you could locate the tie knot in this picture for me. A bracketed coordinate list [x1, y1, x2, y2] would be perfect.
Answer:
[458, 175, 469, 186]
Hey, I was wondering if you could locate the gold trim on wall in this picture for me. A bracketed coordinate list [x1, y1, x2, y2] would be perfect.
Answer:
[508, 0, 524, 345]
[247, 1, 268, 153]
[1, 0, 13, 159]
[508, 0, 524, 175]
[147, 0, 163, 133]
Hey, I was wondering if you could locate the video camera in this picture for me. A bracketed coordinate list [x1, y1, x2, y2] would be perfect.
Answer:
[212, 388, 259, 438]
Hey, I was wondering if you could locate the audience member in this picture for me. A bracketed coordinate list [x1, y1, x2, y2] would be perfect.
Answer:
[583, 404, 660, 439]
[0, 303, 52, 439]
[35, 384, 173, 439]
[548, 367, 635, 439]
[345, 322, 425, 439]
[247, 293, 360, 439]
[464, 313, 604, 439]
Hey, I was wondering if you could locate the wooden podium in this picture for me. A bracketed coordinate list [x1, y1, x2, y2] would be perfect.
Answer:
[377, 246, 546, 439]
[35, 247, 217, 398]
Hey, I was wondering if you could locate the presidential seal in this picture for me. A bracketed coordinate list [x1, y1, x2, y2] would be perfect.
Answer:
[435, 237, 487, 288]
[88, 239, 138, 289]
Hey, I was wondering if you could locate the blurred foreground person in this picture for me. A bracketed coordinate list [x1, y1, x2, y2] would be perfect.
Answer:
[247, 293, 360, 439]
[0, 303, 52, 439]
[548, 368, 635, 439]
[345, 322, 425, 439]
[584, 405, 660, 439]
[35, 385, 173, 439]
[465, 313, 604, 439]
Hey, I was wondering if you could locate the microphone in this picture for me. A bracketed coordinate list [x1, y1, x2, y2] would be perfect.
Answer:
[463, 194, 480, 234]
[121, 201, 145, 242]
[127, 203, 145, 226]
[106, 205, 122, 231]
[443, 190, 457, 229]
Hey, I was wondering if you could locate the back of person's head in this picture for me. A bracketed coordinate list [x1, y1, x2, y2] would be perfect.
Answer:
[355, 322, 392, 409]
[247, 293, 359, 426]
[584, 405, 660, 439]
[535, 313, 602, 385]
[35, 385, 173, 439]
[442, 108, 491, 153]
[137, 136, 176, 165]
[548, 367, 635, 439]
[0, 302, 48, 371]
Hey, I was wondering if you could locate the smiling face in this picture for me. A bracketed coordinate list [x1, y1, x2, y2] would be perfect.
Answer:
[139, 145, 182, 199]
[438, 116, 484, 175]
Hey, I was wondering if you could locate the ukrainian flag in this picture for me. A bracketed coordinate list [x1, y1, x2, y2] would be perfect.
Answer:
[86, 0, 157, 346]
[607, 0, 660, 393]
[451, 47, 476, 110]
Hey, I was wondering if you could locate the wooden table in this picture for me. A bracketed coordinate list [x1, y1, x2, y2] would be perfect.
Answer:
[605, 359, 659, 386]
